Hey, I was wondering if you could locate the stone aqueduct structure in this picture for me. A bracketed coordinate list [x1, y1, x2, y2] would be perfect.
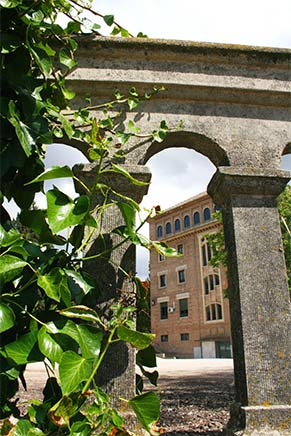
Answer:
[68, 37, 291, 435]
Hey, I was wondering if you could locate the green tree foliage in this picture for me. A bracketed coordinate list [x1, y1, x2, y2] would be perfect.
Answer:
[208, 186, 291, 295]
[0, 1, 176, 433]
[278, 185, 291, 294]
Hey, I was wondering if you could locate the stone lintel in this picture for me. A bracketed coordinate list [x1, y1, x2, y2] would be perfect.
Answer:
[208, 166, 290, 207]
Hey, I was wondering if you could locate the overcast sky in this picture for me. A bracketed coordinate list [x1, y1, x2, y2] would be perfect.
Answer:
[6, 0, 291, 278]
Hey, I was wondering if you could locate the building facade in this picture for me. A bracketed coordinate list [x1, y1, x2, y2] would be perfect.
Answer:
[149, 192, 232, 358]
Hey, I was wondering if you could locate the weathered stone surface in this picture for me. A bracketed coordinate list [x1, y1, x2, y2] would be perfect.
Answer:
[208, 168, 291, 435]
[67, 36, 291, 171]
[68, 37, 291, 435]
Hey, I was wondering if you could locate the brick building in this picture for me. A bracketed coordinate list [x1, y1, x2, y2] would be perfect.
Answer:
[149, 192, 232, 358]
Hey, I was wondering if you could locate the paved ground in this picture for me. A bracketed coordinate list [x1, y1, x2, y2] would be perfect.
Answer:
[19, 358, 235, 435]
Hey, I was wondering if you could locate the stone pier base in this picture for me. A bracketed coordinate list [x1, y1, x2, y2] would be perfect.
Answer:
[227, 404, 291, 436]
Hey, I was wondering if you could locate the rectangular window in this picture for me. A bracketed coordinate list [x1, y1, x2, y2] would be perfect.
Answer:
[201, 240, 212, 266]
[204, 277, 209, 295]
[177, 244, 184, 254]
[202, 245, 207, 266]
[160, 302, 168, 320]
[178, 269, 186, 283]
[159, 274, 166, 288]
[179, 298, 188, 318]
[161, 334, 168, 342]
[180, 333, 189, 341]
[159, 254, 165, 262]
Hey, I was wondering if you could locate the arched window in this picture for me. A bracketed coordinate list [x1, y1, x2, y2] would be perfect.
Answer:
[174, 219, 181, 232]
[184, 215, 190, 228]
[204, 207, 211, 221]
[157, 225, 163, 238]
[193, 211, 200, 225]
[165, 222, 172, 235]
[206, 303, 223, 321]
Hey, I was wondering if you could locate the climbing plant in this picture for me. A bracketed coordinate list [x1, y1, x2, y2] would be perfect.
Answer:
[0, 1, 177, 434]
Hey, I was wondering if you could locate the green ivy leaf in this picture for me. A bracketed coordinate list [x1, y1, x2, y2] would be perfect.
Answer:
[0, 0, 21, 7]
[76, 325, 102, 359]
[46, 189, 89, 234]
[127, 119, 141, 133]
[64, 269, 93, 304]
[0, 254, 27, 288]
[38, 321, 79, 363]
[4, 331, 41, 364]
[26, 166, 73, 184]
[59, 351, 92, 395]
[69, 421, 91, 436]
[151, 241, 180, 257]
[59, 306, 101, 324]
[117, 202, 136, 236]
[111, 25, 121, 36]
[48, 108, 74, 139]
[49, 393, 86, 428]
[37, 268, 68, 303]
[110, 164, 148, 187]
[136, 345, 157, 368]
[19, 210, 66, 245]
[0, 225, 21, 247]
[117, 326, 155, 350]
[66, 21, 81, 34]
[0, 303, 15, 333]
[103, 15, 114, 26]
[59, 48, 77, 69]
[128, 98, 139, 110]
[128, 392, 160, 433]
[9, 419, 34, 436]
[8, 101, 35, 157]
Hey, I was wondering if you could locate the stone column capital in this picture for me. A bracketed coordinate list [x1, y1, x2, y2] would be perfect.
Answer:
[73, 163, 151, 204]
[208, 166, 290, 207]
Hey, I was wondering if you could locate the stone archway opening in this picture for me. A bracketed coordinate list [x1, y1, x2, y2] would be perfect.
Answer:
[136, 143, 235, 433]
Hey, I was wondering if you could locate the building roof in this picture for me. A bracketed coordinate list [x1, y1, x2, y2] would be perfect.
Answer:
[149, 191, 210, 221]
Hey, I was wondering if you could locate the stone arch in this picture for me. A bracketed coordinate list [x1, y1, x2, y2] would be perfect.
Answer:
[139, 131, 229, 168]
[282, 141, 291, 156]
[69, 37, 291, 435]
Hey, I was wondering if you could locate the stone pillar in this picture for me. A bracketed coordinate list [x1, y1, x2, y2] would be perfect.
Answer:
[208, 167, 291, 436]
[73, 162, 151, 431]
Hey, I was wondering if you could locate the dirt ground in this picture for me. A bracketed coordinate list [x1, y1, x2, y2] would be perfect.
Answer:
[153, 371, 234, 435]
[16, 359, 235, 435]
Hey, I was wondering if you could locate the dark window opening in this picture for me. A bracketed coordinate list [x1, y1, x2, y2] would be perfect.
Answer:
[179, 298, 188, 318]
[184, 215, 190, 228]
[159, 274, 166, 288]
[204, 207, 211, 221]
[175, 219, 181, 232]
[178, 269, 186, 283]
[206, 303, 223, 321]
[160, 302, 168, 320]
[194, 211, 200, 225]
[161, 334, 168, 342]
[165, 222, 172, 234]
[177, 244, 184, 254]
[181, 333, 189, 341]
[157, 225, 163, 238]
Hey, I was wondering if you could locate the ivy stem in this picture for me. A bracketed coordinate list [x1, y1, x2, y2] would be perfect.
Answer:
[4, 299, 48, 328]
[81, 326, 117, 394]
